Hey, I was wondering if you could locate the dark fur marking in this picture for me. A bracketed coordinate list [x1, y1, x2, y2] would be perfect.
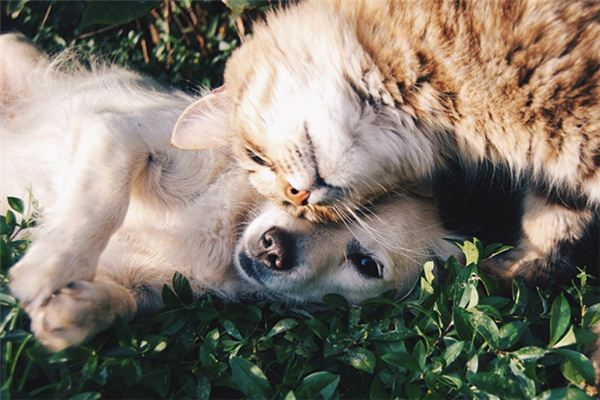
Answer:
[517, 67, 535, 87]
[550, 85, 562, 101]
[505, 43, 522, 65]
[346, 73, 380, 111]
[416, 51, 428, 68]
[415, 73, 433, 87]
[534, 181, 589, 211]
[560, 28, 583, 58]
[573, 60, 599, 91]
[525, 92, 534, 107]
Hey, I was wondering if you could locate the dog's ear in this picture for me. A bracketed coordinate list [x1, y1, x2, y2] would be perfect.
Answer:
[171, 86, 231, 150]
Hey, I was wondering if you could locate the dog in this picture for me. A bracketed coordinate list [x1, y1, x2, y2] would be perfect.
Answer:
[1, 34, 460, 351]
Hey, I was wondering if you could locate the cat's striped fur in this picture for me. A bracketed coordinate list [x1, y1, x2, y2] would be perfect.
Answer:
[173, 0, 599, 284]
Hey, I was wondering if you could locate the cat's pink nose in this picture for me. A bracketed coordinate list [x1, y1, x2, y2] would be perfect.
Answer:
[285, 184, 310, 206]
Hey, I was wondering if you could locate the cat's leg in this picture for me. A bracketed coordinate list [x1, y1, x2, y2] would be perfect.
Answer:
[9, 115, 150, 310]
[482, 191, 594, 285]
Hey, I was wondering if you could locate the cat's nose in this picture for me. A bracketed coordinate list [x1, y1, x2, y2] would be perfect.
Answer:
[257, 227, 294, 270]
[284, 183, 311, 206]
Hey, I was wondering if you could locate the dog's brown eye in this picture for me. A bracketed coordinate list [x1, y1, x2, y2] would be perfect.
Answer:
[246, 148, 268, 166]
[349, 254, 383, 279]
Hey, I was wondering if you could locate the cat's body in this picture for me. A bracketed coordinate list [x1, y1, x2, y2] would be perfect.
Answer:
[175, 0, 600, 283]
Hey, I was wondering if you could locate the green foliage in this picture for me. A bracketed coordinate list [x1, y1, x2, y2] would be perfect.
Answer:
[1, 0, 270, 89]
[1, 199, 598, 398]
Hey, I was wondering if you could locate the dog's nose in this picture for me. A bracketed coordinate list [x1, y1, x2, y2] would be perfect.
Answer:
[257, 227, 294, 270]
[284, 183, 311, 206]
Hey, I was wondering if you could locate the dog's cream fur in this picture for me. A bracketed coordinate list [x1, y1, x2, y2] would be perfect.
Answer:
[2, 34, 457, 351]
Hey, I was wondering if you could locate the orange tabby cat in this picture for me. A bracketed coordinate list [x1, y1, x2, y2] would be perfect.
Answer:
[172, 0, 599, 284]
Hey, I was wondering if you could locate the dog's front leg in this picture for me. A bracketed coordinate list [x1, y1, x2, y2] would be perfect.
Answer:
[9, 114, 148, 310]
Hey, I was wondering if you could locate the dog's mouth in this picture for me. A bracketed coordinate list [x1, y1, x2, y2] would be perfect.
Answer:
[237, 251, 266, 285]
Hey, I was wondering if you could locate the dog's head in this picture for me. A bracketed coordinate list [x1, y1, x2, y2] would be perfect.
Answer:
[234, 194, 457, 304]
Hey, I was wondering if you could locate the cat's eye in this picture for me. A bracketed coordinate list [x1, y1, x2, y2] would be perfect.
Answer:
[349, 253, 383, 279]
[245, 147, 269, 167]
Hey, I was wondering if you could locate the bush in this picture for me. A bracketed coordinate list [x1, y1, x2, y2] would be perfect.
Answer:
[1, 199, 599, 398]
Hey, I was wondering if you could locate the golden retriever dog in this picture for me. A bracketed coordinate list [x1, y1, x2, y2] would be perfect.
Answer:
[2, 34, 457, 351]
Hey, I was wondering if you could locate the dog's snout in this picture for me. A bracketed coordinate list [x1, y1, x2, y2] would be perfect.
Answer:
[257, 227, 294, 270]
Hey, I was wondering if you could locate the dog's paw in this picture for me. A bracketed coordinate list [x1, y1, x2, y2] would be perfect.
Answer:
[28, 281, 121, 352]
[9, 245, 96, 310]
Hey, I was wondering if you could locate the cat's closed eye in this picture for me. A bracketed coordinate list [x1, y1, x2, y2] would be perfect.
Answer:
[245, 147, 270, 167]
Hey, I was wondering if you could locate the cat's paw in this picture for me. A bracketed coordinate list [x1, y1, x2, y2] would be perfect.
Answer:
[9, 244, 96, 310]
[28, 281, 123, 352]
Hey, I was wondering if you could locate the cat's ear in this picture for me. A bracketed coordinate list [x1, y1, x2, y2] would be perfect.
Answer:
[171, 86, 232, 150]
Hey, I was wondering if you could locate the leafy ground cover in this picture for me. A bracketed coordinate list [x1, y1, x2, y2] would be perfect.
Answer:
[1, 1, 599, 398]
[1, 197, 599, 399]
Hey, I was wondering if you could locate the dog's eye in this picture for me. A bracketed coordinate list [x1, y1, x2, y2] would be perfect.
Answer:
[246, 147, 269, 166]
[349, 254, 383, 279]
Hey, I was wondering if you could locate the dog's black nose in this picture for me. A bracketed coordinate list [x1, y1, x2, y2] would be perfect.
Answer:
[257, 227, 294, 270]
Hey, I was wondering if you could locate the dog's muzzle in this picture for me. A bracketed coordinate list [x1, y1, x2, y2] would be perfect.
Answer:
[238, 227, 296, 284]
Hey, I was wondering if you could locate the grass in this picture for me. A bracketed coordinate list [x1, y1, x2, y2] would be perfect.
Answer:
[1, 198, 599, 399]
[1, 2, 599, 398]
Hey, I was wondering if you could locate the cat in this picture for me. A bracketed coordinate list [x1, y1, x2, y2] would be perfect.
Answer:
[171, 0, 600, 285]
[2, 33, 456, 350]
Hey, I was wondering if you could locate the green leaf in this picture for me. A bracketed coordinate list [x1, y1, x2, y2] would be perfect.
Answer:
[423, 260, 436, 284]
[534, 387, 593, 400]
[458, 239, 480, 266]
[453, 307, 474, 340]
[223, 320, 243, 341]
[79, 1, 159, 29]
[222, 0, 254, 16]
[295, 371, 340, 400]
[381, 351, 421, 372]
[266, 318, 298, 338]
[161, 284, 181, 308]
[549, 294, 571, 347]
[6, 0, 27, 18]
[322, 294, 349, 310]
[508, 359, 536, 398]
[552, 325, 577, 348]
[196, 375, 211, 400]
[512, 346, 547, 363]
[498, 321, 529, 349]
[467, 369, 523, 398]
[7, 197, 24, 214]
[442, 341, 464, 367]
[413, 341, 427, 370]
[582, 303, 600, 328]
[229, 357, 272, 399]
[554, 349, 596, 385]
[172, 272, 193, 304]
[344, 347, 375, 373]
[482, 243, 513, 260]
[69, 392, 101, 400]
[160, 310, 187, 335]
[283, 391, 297, 400]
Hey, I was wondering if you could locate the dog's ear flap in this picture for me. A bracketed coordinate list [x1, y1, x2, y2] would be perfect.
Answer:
[171, 86, 232, 150]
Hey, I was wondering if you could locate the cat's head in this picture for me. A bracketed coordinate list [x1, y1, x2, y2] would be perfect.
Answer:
[234, 193, 455, 304]
[172, 2, 436, 222]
